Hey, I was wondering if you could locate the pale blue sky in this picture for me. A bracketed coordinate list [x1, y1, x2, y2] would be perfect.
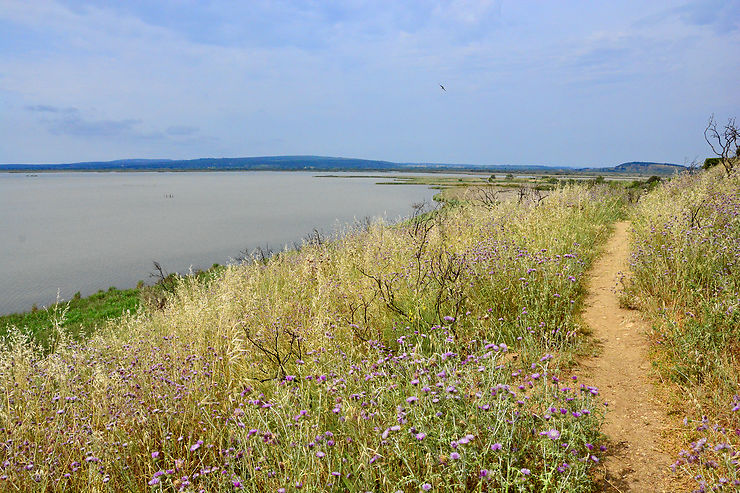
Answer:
[1, 0, 738, 166]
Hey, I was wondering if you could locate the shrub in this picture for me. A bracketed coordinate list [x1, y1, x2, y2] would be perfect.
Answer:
[624, 167, 740, 490]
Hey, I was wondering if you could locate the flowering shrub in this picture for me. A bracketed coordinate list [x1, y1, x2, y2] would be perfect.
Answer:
[627, 168, 739, 390]
[671, 396, 740, 492]
[626, 167, 740, 491]
[0, 185, 623, 491]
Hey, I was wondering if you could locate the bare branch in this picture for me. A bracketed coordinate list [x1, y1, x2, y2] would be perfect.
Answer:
[704, 114, 739, 176]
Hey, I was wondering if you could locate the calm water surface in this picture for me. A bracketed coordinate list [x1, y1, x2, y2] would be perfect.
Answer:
[0, 172, 435, 314]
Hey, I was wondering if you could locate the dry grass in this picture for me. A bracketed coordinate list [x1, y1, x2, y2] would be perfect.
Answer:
[0, 185, 625, 491]
[624, 167, 740, 490]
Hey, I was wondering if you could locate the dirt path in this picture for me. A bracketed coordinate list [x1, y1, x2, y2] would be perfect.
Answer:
[581, 221, 672, 492]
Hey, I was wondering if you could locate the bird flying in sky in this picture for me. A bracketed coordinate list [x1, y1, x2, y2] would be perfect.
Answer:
[440, 84, 446, 91]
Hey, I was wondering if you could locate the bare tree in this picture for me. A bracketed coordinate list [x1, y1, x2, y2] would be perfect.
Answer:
[530, 187, 547, 206]
[704, 114, 739, 176]
[242, 319, 303, 381]
[305, 228, 325, 247]
[355, 264, 409, 319]
[341, 290, 379, 342]
[150, 261, 169, 283]
[236, 244, 274, 263]
[145, 261, 178, 310]
[428, 249, 467, 334]
[517, 184, 529, 204]
[685, 157, 700, 175]
[473, 186, 501, 208]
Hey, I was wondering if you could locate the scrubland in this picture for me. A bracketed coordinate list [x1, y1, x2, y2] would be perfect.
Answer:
[624, 166, 740, 491]
[3, 168, 737, 493]
[0, 185, 624, 492]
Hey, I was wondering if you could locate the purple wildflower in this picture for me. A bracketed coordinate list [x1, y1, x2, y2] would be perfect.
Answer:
[539, 429, 561, 440]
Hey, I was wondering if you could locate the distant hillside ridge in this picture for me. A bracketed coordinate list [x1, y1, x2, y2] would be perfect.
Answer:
[0, 156, 398, 171]
[581, 161, 686, 175]
[0, 156, 684, 175]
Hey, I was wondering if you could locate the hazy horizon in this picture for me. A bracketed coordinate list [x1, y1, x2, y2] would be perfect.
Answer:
[0, 153, 682, 168]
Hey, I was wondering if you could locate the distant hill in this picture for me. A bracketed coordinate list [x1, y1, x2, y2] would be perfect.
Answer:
[0, 156, 399, 172]
[581, 162, 686, 175]
[0, 156, 684, 175]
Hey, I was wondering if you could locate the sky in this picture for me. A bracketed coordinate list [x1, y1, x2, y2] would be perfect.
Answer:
[1, 0, 738, 166]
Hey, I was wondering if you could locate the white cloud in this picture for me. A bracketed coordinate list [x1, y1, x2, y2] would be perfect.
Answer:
[0, 0, 738, 164]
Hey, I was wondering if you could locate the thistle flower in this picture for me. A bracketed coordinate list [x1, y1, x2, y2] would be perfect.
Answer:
[540, 429, 561, 440]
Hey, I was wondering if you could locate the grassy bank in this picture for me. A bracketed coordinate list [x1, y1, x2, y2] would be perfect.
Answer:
[0, 266, 226, 352]
[0, 287, 141, 350]
[0, 184, 625, 491]
[623, 167, 740, 490]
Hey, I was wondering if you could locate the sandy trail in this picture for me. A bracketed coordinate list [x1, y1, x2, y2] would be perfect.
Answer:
[581, 221, 672, 492]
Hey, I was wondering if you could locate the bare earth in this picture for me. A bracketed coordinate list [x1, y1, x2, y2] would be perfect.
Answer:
[581, 221, 673, 492]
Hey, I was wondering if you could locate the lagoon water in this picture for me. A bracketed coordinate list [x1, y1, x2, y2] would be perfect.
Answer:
[0, 171, 435, 315]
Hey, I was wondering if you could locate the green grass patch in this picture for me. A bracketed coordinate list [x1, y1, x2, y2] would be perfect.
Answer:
[0, 286, 141, 349]
[0, 264, 227, 351]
